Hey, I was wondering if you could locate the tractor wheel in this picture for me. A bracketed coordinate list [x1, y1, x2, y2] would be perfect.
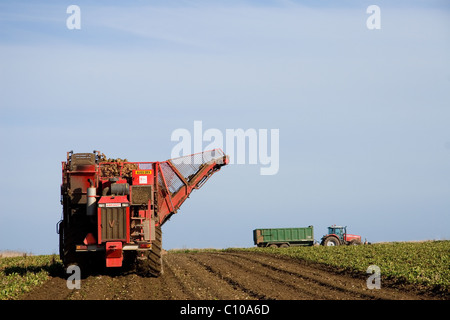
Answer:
[323, 236, 340, 246]
[349, 239, 362, 245]
[136, 225, 163, 277]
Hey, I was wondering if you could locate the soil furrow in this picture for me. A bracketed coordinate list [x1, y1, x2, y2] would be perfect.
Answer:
[214, 252, 378, 300]
[165, 253, 253, 300]
[196, 252, 343, 300]
[190, 253, 319, 300]
[189, 255, 271, 300]
[222, 251, 425, 300]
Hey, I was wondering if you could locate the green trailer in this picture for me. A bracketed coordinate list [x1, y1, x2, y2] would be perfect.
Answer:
[253, 226, 314, 247]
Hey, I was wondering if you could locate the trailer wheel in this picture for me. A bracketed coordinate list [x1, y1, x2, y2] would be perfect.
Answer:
[323, 236, 340, 246]
[136, 225, 163, 277]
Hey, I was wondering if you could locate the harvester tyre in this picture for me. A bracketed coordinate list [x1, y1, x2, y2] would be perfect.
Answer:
[60, 222, 92, 273]
[136, 226, 163, 277]
[59, 222, 77, 268]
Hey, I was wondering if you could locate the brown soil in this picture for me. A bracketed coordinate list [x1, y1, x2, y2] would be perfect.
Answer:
[20, 251, 445, 300]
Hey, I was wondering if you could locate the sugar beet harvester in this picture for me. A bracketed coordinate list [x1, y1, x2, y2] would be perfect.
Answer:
[58, 149, 228, 276]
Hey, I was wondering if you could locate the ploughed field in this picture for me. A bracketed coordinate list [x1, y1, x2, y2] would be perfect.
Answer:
[3, 242, 448, 300]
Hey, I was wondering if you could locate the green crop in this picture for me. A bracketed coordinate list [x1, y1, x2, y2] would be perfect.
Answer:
[0, 254, 62, 300]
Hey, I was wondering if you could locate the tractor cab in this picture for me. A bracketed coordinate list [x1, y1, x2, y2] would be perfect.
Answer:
[327, 225, 346, 241]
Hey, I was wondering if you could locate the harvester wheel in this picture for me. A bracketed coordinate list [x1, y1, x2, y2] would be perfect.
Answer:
[136, 226, 163, 277]
[323, 236, 340, 246]
[60, 222, 77, 267]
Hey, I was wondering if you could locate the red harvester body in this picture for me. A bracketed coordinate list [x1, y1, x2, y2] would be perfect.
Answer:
[58, 149, 228, 276]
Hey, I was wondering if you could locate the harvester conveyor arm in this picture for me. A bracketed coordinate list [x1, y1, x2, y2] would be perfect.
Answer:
[157, 151, 228, 226]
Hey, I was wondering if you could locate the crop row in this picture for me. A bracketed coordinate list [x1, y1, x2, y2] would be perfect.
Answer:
[0, 254, 62, 300]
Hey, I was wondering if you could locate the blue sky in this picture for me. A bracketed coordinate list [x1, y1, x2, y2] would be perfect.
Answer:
[0, 1, 449, 254]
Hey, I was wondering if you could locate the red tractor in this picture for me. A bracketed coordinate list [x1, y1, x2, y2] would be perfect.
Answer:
[321, 225, 362, 246]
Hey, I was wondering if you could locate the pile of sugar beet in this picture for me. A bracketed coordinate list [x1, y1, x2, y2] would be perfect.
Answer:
[98, 153, 138, 178]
